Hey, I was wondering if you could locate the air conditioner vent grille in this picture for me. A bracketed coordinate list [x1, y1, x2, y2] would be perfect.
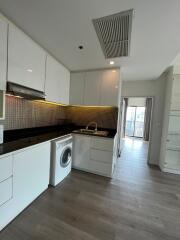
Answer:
[93, 9, 133, 58]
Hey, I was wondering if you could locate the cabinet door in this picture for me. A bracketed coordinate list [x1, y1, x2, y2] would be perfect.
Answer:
[13, 142, 50, 214]
[72, 134, 91, 170]
[165, 149, 180, 171]
[8, 24, 46, 91]
[0, 178, 13, 207]
[100, 69, 119, 106]
[84, 71, 101, 106]
[58, 62, 70, 105]
[0, 18, 7, 91]
[45, 55, 70, 104]
[171, 75, 180, 110]
[70, 72, 85, 105]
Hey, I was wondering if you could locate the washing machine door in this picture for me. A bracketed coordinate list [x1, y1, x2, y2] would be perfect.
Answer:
[60, 147, 72, 168]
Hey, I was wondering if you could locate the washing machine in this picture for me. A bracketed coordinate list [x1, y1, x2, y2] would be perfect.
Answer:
[50, 134, 73, 186]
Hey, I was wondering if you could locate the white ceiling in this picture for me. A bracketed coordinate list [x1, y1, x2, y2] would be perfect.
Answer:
[0, 0, 180, 81]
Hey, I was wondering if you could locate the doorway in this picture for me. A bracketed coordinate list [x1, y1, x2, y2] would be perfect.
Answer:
[118, 97, 153, 166]
[125, 106, 145, 138]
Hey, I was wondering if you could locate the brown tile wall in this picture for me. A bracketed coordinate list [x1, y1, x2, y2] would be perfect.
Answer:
[0, 96, 66, 130]
[66, 106, 118, 129]
[0, 96, 118, 130]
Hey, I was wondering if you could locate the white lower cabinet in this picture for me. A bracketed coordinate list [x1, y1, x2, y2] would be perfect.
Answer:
[0, 155, 13, 207]
[72, 134, 91, 170]
[164, 149, 180, 172]
[0, 142, 51, 231]
[0, 177, 13, 206]
[13, 142, 50, 214]
[72, 134, 114, 177]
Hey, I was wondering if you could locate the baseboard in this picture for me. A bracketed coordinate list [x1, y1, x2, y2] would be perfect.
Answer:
[161, 167, 180, 175]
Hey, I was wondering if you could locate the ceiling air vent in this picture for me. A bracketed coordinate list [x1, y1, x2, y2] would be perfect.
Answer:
[93, 9, 133, 58]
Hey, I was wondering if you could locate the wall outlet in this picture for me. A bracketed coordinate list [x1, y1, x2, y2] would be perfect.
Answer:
[0, 125, 4, 144]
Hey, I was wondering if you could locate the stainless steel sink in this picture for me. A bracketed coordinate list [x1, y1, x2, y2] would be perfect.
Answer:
[73, 129, 109, 137]
[79, 129, 95, 134]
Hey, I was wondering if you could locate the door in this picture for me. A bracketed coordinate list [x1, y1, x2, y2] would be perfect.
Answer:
[125, 107, 145, 138]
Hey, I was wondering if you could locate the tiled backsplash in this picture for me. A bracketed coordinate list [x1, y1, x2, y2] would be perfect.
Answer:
[0, 96, 118, 130]
[66, 106, 118, 129]
[0, 96, 66, 130]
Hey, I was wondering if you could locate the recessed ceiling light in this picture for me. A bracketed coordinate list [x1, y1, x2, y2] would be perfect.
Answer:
[78, 45, 84, 50]
[27, 69, 33, 72]
[112, 70, 116, 73]
[110, 61, 114, 65]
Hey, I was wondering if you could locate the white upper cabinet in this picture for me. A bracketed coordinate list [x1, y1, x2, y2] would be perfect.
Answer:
[0, 18, 8, 91]
[70, 69, 120, 106]
[70, 72, 85, 105]
[84, 71, 102, 106]
[8, 24, 46, 92]
[45, 55, 70, 104]
[100, 70, 119, 106]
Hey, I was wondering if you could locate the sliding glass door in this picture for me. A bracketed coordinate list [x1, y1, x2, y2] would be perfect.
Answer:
[125, 107, 145, 138]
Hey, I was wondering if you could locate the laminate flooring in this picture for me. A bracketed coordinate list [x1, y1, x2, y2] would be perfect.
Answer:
[1, 137, 180, 240]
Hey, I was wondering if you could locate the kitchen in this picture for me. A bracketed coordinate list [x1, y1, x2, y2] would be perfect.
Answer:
[0, 11, 121, 231]
[0, 1, 180, 239]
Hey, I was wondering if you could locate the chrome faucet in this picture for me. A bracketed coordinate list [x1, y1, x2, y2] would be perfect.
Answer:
[86, 121, 98, 132]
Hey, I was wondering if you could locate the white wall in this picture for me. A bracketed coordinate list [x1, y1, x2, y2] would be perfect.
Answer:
[121, 78, 166, 165]
[128, 97, 146, 107]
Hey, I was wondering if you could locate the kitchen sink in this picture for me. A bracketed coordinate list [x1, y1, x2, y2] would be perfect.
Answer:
[73, 129, 109, 137]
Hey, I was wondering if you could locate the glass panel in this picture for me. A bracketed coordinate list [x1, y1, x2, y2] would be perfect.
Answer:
[134, 107, 145, 138]
[60, 148, 71, 167]
[125, 107, 136, 136]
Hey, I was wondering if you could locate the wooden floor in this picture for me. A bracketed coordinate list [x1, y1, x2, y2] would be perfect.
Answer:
[1, 137, 180, 240]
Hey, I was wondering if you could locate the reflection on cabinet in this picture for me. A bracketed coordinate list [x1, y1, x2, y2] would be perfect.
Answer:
[70, 72, 85, 105]
[84, 71, 101, 105]
[100, 70, 119, 106]
[72, 134, 115, 177]
[45, 55, 70, 104]
[0, 18, 8, 91]
[8, 24, 46, 92]
[0, 91, 5, 119]
[70, 69, 120, 106]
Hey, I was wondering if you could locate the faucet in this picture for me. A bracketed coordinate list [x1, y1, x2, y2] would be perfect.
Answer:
[86, 122, 98, 132]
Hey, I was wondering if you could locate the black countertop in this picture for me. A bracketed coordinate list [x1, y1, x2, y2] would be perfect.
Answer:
[0, 125, 116, 156]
